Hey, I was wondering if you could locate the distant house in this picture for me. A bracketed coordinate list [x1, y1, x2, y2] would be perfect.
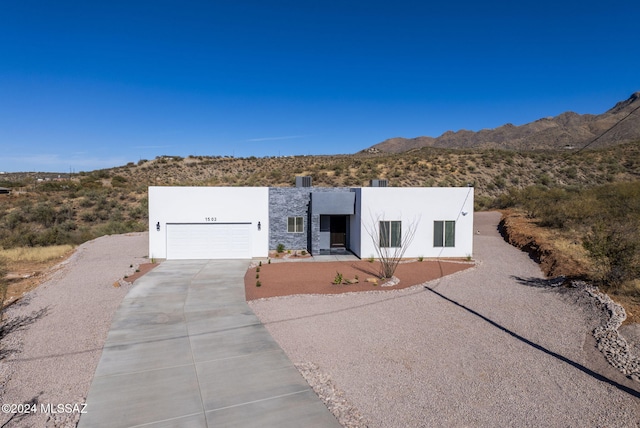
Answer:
[148, 179, 474, 260]
[0, 187, 11, 195]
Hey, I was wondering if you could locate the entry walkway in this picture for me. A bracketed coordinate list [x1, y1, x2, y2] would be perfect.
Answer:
[80, 260, 340, 428]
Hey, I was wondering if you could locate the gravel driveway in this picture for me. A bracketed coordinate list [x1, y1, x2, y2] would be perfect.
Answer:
[0, 233, 148, 428]
[250, 212, 640, 427]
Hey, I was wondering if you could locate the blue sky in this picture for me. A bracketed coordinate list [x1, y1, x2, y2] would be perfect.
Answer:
[1, 0, 638, 172]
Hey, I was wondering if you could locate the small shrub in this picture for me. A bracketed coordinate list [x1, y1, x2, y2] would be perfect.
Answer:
[256, 267, 260, 272]
[111, 175, 128, 187]
[256, 273, 259, 279]
[259, 261, 262, 266]
[301, 250, 307, 255]
[368, 255, 374, 263]
[276, 243, 285, 253]
[418, 256, 424, 262]
[256, 280, 261, 287]
[333, 272, 344, 284]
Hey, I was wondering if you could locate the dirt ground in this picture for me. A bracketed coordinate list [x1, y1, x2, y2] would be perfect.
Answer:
[2, 257, 74, 309]
[245, 259, 474, 300]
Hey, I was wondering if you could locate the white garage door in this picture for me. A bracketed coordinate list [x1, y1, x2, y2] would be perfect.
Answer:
[166, 223, 251, 259]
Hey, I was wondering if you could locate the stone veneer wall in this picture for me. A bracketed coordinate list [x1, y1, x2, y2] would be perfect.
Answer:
[268, 187, 354, 254]
[268, 188, 311, 252]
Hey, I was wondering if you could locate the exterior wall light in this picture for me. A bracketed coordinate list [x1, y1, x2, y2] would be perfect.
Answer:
[156, 222, 161, 231]
[257, 221, 261, 231]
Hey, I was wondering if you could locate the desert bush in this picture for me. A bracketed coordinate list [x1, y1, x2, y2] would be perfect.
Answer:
[31, 203, 56, 228]
[79, 196, 95, 208]
[94, 208, 110, 221]
[111, 175, 127, 187]
[128, 205, 146, 220]
[58, 220, 77, 232]
[37, 181, 79, 192]
[583, 220, 640, 288]
[2, 224, 38, 248]
[35, 226, 67, 246]
[537, 173, 553, 187]
[92, 170, 110, 179]
[3, 211, 25, 230]
[95, 220, 145, 236]
[109, 208, 124, 222]
[81, 211, 97, 222]
[57, 204, 75, 223]
[80, 176, 103, 189]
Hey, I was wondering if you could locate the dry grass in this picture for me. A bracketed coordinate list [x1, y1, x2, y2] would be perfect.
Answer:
[1, 245, 76, 309]
[0, 245, 75, 263]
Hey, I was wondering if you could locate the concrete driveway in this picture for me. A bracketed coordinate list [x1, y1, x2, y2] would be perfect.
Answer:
[80, 259, 340, 428]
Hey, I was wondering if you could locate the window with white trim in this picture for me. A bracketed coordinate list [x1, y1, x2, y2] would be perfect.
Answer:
[287, 216, 304, 233]
[434, 220, 455, 247]
[379, 220, 401, 248]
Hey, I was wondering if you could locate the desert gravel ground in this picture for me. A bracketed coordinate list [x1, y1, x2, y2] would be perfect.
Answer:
[0, 233, 148, 428]
[2, 214, 639, 428]
[250, 212, 640, 427]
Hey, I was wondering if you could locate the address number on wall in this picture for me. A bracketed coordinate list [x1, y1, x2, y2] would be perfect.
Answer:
[205, 217, 217, 222]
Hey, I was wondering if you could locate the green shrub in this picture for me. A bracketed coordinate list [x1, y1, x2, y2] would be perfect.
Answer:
[583, 220, 640, 288]
[31, 203, 56, 227]
[333, 272, 344, 285]
[111, 175, 128, 187]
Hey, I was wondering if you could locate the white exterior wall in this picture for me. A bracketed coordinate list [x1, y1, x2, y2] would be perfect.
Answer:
[357, 187, 474, 259]
[148, 186, 269, 259]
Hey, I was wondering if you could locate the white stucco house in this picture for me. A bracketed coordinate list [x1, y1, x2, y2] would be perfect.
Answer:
[148, 181, 474, 260]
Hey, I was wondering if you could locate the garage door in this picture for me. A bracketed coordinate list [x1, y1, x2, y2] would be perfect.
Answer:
[166, 223, 251, 259]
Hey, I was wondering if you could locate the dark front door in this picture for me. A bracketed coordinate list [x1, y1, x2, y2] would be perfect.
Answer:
[330, 216, 347, 247]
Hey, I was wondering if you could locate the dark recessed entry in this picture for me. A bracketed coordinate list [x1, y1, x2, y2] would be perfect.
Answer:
[330, 215, 347, 248]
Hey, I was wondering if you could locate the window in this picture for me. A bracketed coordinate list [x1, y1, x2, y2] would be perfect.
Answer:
[379, 221, 401, 248]
[434, 221, 455, 247]
[287, 216, 304, 233]
[319, 215, 330, 232]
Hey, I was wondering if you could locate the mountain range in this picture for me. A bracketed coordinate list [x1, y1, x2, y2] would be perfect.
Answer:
[366, 92, 640, 153]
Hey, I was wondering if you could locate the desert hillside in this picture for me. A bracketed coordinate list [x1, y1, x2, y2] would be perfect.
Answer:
[1, 141, 639, 322]
[1, 140, 638, 248]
